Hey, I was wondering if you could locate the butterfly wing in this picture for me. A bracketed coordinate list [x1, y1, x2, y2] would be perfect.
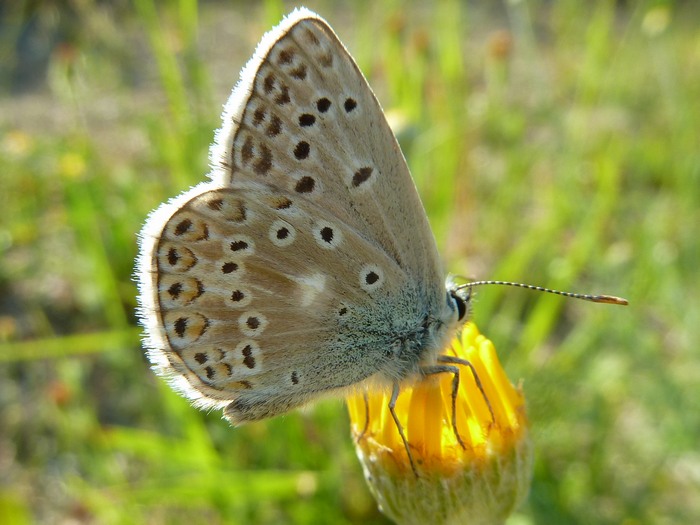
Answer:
[211, 8, 443, 285]
[137, 9, 452, 423]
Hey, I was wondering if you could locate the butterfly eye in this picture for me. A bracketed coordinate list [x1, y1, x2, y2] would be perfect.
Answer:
[449, 290, 468, 322]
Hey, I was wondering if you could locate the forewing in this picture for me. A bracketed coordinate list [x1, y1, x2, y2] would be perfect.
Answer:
[211, 8, 443, 285]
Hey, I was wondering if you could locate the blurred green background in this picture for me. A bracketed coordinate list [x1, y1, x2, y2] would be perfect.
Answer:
[0, 0, 697, 523]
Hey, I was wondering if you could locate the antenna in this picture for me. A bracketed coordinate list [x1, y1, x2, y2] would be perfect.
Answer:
[456, 280, 629, 306]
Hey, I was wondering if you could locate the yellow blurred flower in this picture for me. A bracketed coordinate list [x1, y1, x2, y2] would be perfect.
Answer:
[59, 151, 87, 180]
[347, 323, 532, 525]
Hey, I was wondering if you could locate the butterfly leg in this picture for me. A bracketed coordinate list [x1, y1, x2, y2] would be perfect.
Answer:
[356, 391, 370, 443]
[436, 354, 496, 424]
[421, 357, 496, 450]
[388, 381, 419, 477]
[420, 363, 468, 450]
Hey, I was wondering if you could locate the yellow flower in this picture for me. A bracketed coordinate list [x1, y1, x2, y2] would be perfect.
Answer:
[347, 323, 532, 525]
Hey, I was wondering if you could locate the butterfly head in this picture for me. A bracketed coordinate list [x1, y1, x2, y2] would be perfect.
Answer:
[445, 276, 472, 327]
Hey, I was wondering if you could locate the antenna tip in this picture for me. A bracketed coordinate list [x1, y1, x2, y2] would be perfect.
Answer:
[591, 295, 629, 306]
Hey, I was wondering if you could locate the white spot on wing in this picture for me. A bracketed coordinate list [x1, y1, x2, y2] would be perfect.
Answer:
[290, 272, 327, 307]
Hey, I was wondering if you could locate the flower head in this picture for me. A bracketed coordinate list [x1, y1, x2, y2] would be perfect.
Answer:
[347, 323, 533, 525]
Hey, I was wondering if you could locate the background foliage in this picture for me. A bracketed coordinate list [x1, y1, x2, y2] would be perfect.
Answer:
[1, 0, 697, 523]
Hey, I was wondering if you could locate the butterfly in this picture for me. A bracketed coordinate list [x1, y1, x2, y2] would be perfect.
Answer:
[135, 8, 626, 442]
[135, 6, 474, 429]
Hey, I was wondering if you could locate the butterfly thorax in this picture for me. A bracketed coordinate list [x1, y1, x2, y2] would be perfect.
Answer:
[333, 283, 461, 386]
